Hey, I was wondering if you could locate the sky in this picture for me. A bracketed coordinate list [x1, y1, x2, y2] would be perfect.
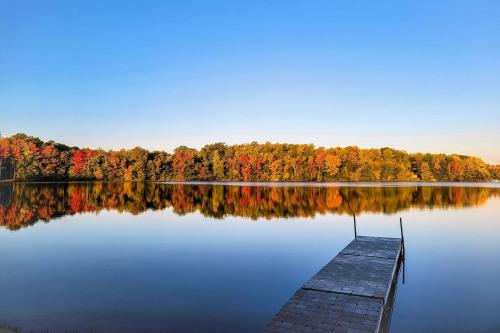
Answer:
[1, 1, 499, 163]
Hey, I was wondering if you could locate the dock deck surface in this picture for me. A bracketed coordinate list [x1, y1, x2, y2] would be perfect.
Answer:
[264, 236, 402, 333]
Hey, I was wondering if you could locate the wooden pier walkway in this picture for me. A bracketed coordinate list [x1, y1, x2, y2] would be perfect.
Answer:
[264, 236, 403, 333]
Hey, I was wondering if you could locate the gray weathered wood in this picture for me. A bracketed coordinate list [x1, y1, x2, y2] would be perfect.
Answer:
[264, 236, 402, 333]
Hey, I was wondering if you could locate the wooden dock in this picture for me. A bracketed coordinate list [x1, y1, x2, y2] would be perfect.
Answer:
[264, 236, 403, 333]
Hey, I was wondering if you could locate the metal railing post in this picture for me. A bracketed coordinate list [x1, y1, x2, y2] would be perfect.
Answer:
[399, 217, 406, 260]
[399, 217, 404, 243]
[353, 213, 357, 238]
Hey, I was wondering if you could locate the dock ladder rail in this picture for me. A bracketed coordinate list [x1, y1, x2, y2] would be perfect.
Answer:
[353, 214, 405, 259]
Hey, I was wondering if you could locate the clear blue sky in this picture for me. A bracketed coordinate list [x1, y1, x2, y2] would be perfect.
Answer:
[1, 1, 499, 163]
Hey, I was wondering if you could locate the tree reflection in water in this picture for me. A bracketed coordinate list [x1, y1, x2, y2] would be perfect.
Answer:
[0, 182, 498, 231]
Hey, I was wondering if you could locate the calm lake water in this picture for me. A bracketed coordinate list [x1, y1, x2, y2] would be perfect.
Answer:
[1, 182, 499, 333]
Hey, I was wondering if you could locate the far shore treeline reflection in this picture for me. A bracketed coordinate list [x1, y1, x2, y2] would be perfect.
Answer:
[1, 182, 499, 231]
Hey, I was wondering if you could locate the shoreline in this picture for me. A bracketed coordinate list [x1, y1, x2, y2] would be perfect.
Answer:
[1, 180, 499, 188]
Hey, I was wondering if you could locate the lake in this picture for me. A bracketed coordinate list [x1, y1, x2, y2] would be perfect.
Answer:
[1, 182, 499, 333]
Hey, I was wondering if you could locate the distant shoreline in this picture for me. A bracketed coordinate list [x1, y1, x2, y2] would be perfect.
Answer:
[2, 180, 499, 188]
[1, 134, 499, 183]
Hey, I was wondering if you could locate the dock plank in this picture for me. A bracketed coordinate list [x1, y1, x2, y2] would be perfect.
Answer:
[264, 236, 402, 333]
[265, 289, 382, 333]
[340, 236, 401, 259]
[303, 255, 396, 300]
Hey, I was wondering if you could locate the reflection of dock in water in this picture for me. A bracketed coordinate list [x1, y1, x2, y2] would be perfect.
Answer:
[265, 236, 403, 333]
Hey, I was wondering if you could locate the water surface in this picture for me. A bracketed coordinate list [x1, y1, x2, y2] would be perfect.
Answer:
[0, 182, 499, 332]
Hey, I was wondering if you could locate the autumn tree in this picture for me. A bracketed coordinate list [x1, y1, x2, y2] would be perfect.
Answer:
[0, 133, 496, 182]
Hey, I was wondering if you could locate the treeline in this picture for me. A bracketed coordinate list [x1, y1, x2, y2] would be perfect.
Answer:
[1, 183, 498, 230]
[0, 133, 499, 182]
